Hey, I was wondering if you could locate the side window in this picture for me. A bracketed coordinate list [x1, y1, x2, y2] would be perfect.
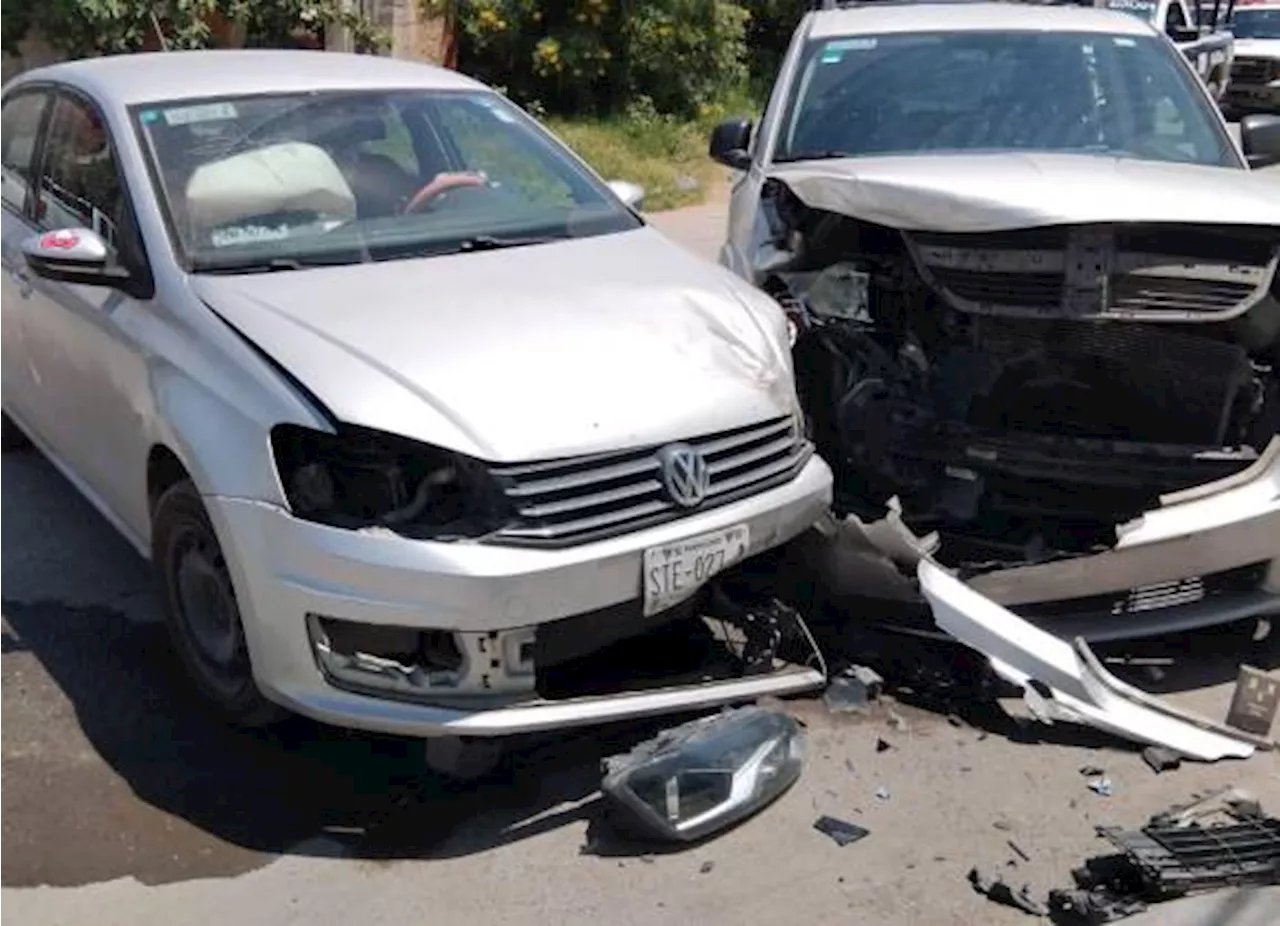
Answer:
[1166, 1, 1190, 35]
[1, 91, 50, 215]
[35, 95, 124, 252]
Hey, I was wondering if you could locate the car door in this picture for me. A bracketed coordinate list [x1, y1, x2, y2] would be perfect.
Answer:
[1, 87, 53, 433]
[23, 88, 156, 538]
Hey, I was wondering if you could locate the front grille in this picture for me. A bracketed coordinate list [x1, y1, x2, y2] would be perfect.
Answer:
[1232, 56, 1275, 85]
[1109, 274, 1258, 314]
[907, 226, 1276, 321]
[488, 415, 811, 546]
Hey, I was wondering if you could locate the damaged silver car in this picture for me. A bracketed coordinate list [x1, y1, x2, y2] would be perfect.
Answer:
[1, 51, 833, 762]
[713, 1, 1280, 650]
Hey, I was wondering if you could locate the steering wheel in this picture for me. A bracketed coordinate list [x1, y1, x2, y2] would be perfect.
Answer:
[402, 171, 489, 214]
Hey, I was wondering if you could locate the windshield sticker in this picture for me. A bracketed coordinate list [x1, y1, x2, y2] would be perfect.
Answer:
[163, 102, 238, 126]
[139, 109, 160, 124]
[821, 37, 876, 63]
[210, 224, 293, 248]
[1113, 36, 1138, 45]
[1104, 0, 1159, 20]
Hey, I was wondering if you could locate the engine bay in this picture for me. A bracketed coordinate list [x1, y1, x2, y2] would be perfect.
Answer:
[757, 180, 1280, 573]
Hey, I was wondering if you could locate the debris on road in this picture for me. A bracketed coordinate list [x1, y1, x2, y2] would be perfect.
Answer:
[874, 786, 891, 802]
[1087, 778, 1114, 798]
[1048, 795, 1280, 923]
[600, 706, 804, 843]
[699, 860, 715, 874]
[1079, 765, 1106, 777]
[814, 815, 871, 847]
[875, 737, 893, 753]
[1140, 746, 1182, 775]
[1225, 665, 1280, 738]
[887, 709, 910, 732]
[968, 866, 1050, 917]
[1008, 839, 1031, 863]
[919, 561, 1275, 761]
[823, 664, 884, 713]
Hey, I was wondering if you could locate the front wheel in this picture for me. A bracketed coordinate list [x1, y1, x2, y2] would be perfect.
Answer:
[152, 480, 287, 727]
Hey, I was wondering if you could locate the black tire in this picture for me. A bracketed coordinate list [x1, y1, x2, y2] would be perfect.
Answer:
[1, 413, 33, 452]
[152, 480, 287, 727]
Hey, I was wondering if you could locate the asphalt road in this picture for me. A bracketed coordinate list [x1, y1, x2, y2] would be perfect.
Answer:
[4, 194, 1280, 926]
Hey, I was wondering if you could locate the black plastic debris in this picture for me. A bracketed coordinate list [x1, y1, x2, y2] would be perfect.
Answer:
[1140, 746, 1182, 775]
[1009, 839, 1032, 863]
[1047, 798, 1280, 924]
[875, 737, 893, 753]
[1079, 765, 1106, 777]
[968, 867, 1050, 917]
[814, 815, 871, 847]
[599, 706, 805, 843]
[1225, 665, 1280, 738]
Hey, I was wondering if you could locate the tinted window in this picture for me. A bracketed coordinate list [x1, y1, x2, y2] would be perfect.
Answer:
[1, 91, 49, 214]
[775, 31, 1237, 168]
[131, 89, 639, 272]
[37, 96, 125, 251]
[1233, 8, 1280, 37]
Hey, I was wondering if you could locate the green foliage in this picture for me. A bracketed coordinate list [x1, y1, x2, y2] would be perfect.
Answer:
[426, 0, 751, 119]
[2, 0, 387, 58]
[739, 0, 808, 97]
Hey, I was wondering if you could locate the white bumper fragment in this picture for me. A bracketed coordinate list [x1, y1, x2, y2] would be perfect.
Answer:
[918, 560, 1276, 761]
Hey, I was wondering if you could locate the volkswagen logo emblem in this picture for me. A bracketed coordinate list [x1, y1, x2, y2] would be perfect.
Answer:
[657, 443, 710, 508]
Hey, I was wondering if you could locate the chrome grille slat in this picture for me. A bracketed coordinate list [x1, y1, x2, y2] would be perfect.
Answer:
[515, 478, 664, 518]
[497, 456, 659, 498]
[487, 415, 809, 547]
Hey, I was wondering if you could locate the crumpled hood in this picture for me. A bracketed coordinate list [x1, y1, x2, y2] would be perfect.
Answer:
[769, 153, 1280, 232]
[192, 227, 795, 463]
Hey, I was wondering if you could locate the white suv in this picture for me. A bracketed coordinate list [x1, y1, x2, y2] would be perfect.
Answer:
[711, 1, 1280, 641]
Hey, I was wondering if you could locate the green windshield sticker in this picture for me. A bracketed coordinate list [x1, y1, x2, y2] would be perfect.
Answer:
[821, 37, 877, 63]
[163, 102, 238, 126]
[139, 110, 160, 124]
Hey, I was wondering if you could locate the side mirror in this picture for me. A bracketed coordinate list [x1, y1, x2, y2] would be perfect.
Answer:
[606, 179, 646, 211]
[1240, 113, 1280, 168]
[710, 117, 753, 170]
[21, 228, 130, 289]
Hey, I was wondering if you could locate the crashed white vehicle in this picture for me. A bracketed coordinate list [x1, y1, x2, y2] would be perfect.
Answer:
[713, 2, 1280, 753]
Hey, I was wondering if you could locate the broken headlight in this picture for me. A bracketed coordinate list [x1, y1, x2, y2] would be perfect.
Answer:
[270, 424, 513, 539]
[600, 707, 805, 843]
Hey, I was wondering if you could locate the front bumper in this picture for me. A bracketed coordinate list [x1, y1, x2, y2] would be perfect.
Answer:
[1224, 81, 1280, 113]
[967, 437, 1280, 640]
[205, 455, 832, 737]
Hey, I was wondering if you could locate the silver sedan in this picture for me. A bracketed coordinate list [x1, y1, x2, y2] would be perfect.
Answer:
[0, 51, 832, 754]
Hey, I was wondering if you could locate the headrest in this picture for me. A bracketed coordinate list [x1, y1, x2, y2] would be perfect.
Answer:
[185, 142, 357, 233]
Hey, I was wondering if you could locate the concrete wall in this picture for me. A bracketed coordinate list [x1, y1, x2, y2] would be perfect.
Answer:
[327, 0, 448, 63]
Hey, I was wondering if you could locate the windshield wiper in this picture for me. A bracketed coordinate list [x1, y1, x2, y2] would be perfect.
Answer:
[455, 233, 566, 252]
[191, 255, 360, 275]
[773, 149, 854, 163]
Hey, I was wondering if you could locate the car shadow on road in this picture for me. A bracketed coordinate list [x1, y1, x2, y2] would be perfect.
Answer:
[2, 592, 678, 882]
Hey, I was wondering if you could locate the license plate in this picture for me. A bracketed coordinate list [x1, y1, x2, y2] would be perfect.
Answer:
[642, 524, 750, 616]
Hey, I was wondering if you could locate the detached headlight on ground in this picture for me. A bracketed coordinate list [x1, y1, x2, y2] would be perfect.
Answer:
[600, 707, 805, 843]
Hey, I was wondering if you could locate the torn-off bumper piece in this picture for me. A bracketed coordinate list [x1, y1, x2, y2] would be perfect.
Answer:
[918, 560, 1277, 761]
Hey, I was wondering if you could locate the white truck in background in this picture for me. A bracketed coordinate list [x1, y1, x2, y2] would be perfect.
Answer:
[1224, 0, 1280, 115]
[1101, 0, 1236, 98]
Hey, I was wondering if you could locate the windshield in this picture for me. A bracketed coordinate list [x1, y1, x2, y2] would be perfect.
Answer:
[132, 89, 640, 271]
[774, 31, 1238, 168]
[1233, 8, 1280, 36]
